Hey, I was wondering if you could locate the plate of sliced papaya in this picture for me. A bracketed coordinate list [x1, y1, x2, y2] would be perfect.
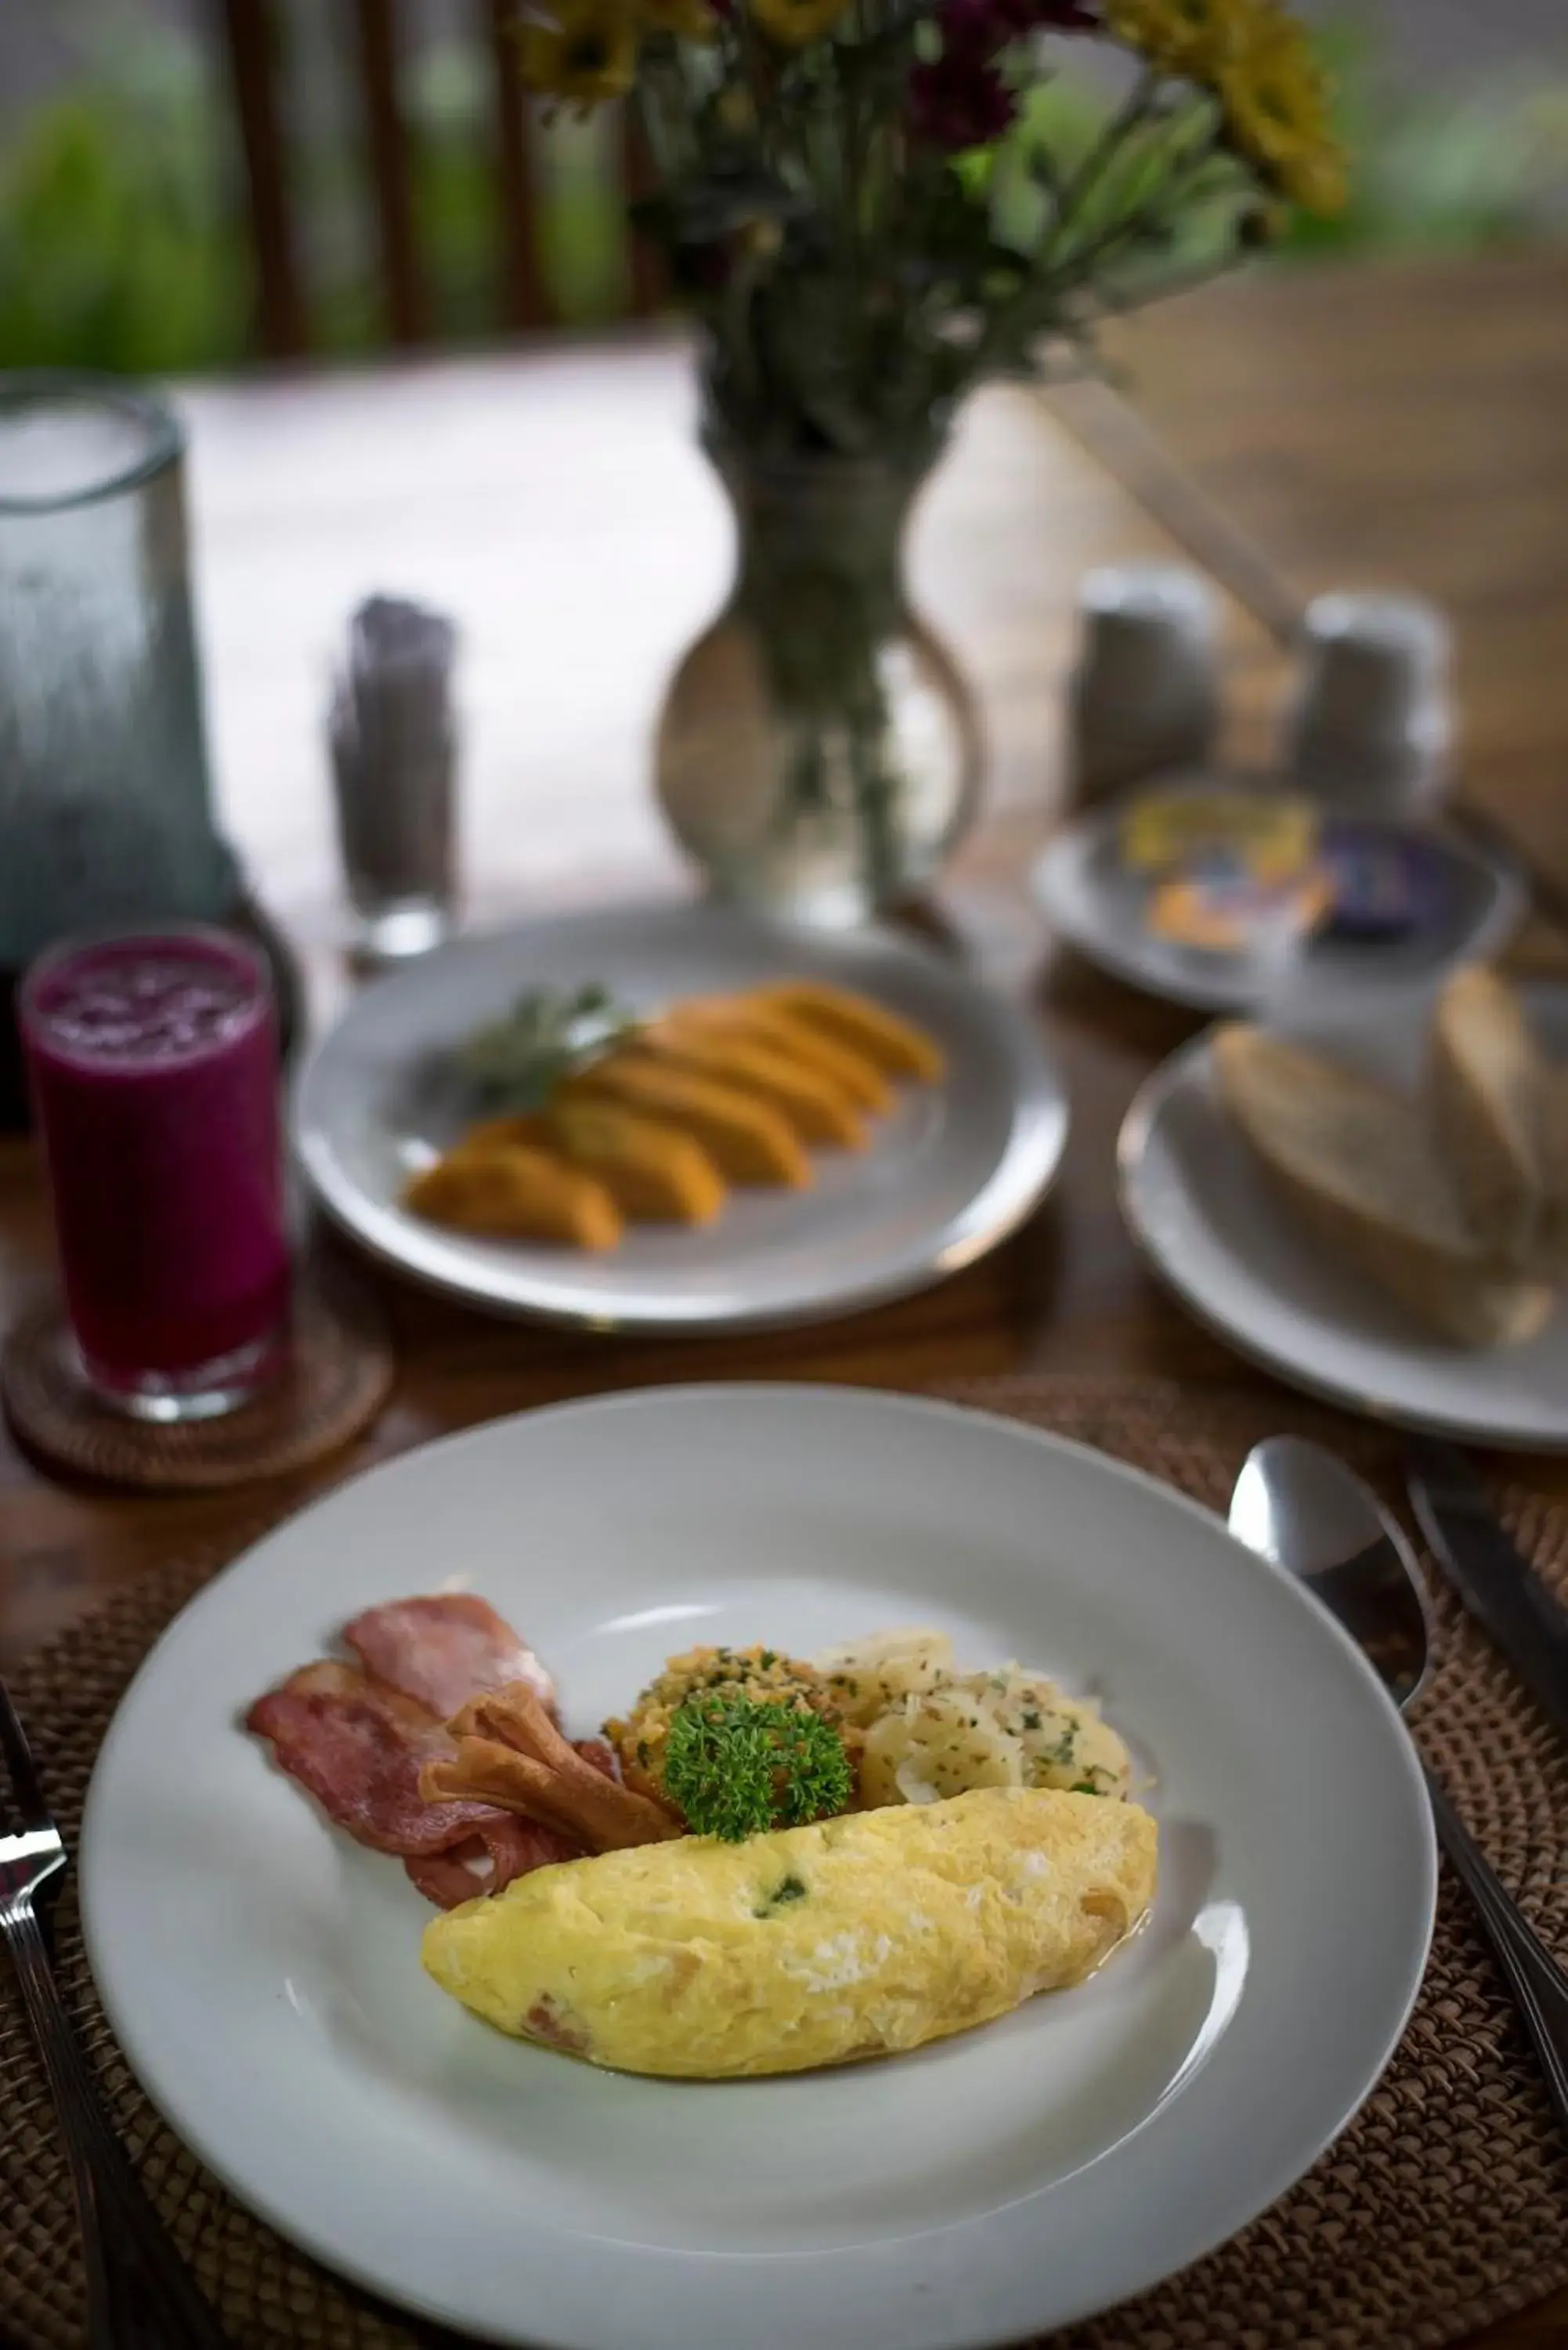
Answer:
[294, 903, 1068, 1329]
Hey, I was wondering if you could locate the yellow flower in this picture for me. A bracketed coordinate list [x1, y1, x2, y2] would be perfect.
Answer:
[638, 0, 718, 37]
[1104, 0, 1345, 215]
[516, 0, 638, 107]
[747, 0, 852, 49]
[1217, 9, 1346, 212]
[1102, 0, 1251, 81]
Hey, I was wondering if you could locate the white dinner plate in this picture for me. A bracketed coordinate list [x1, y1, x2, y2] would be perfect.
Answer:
[293, 904, 1068, 1331]
[1032, 800, 1524, 1012]
[81, 1384, 1435, 2350]
[1118, 983, 1568, 1448]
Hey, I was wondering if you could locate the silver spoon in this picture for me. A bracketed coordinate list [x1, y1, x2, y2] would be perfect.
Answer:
[1230, 1434, 1568, 2144]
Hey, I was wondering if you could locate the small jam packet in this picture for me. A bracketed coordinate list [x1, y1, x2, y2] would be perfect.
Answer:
[1147, 858, 1335, 956]
[1118, 785, 1321, 884]
[1318, 820, 1453, 942]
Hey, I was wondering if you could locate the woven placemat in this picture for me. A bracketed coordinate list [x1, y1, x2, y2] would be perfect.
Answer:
[1, 1267, 395, 1491]
[6, 1369, 1568, 2350]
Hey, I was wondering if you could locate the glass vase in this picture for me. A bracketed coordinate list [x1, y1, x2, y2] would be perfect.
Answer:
[655, 442, 983, 927]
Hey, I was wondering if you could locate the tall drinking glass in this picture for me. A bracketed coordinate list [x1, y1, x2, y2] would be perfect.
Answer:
[20, 927, 291, 1421]
[0, 372, 241, 1130]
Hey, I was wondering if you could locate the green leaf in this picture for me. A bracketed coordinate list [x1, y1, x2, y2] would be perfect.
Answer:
[458, 984, 640, 1112]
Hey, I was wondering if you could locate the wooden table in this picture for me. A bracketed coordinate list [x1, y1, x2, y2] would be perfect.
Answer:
[4, 250, 1568, 2348]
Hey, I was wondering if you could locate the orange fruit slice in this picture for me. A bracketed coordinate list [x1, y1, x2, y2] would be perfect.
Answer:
[406, 1145, 623, 1250]
[750, 982, 945, 1083]
[544, 1100, 726, 1224]
[639, 1025, 867, 1149]
[669, 996, 892, 1113]
[566, 1058, 811, 1188]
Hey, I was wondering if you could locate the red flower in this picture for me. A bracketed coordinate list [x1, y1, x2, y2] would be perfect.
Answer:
[934, 0, 1001, 52]
[938, 0, 1097, 55]
[909, 52, 1017, 148]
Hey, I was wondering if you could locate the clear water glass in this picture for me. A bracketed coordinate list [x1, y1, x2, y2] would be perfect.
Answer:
[0, 374, 240, 963]
[0, 374, 240, 1122]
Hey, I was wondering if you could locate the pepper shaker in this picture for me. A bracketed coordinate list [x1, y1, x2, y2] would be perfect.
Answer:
[1066, 564, 1219, 809]
[329, 595, 459, 963]
[1283, 590, 1453, 818]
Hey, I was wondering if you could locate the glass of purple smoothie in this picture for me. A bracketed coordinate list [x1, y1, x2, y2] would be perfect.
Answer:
[20, 926, 291, 1420]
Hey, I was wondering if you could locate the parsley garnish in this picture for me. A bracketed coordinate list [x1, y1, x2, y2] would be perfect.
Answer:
[754, 1871, 809, 1915]
[663, 1692, 853, 1841]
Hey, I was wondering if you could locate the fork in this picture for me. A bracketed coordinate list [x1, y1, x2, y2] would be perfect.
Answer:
[0, 1675, 235, 2348]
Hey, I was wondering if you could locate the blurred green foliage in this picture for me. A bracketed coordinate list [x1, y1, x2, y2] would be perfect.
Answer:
[0, 13, 247, 371]
[1, 3, 1566, 374]
[1274, 17, 1568, 260]
[410, 44, 629, 330]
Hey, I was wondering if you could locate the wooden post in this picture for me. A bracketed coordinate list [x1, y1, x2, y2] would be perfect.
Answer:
[349, 0, 428, 345]
[621, 105, 665, 320]
[484, 0, 551, 330]
[215, 0, 309, 357]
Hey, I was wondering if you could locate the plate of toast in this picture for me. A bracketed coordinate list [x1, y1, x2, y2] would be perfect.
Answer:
[1118, 964, 1568, 1444]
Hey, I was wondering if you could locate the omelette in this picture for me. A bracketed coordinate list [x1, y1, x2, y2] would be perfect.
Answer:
[421, 1786, 1158, 2078]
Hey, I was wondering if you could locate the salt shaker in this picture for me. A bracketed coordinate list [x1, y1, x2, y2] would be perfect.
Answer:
[1067, 564, 1219, 808]
[329, 595, 458, 962]
[1283, 590, 1452, 817]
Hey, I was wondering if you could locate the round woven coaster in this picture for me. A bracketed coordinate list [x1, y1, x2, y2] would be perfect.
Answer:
[5, 1370, 1568, 2350]
[1, 1270, 394, 1491]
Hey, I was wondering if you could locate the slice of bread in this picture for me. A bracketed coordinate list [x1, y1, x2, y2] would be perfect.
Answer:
[1429, 965, 1546, 1265]
[1212, 1022, 1555, 1349]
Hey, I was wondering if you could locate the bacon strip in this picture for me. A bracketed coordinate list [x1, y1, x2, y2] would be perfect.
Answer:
[342, 1594, 556, 1723]
[403, 1825, 571, 1909]
[245, 1660, 579, 1908]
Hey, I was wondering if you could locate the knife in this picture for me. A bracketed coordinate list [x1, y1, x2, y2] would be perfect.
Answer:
[1407, 1435, 1568, 1744]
